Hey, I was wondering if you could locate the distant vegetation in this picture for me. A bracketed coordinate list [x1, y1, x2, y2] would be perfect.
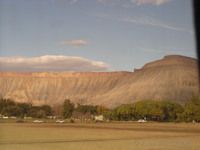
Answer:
[103, 95, 200, 122]
[0, 95, 200, 122]
[61, 99, 108, 119]
[0, 99, 52, 118]
[105, 100, 184, 121]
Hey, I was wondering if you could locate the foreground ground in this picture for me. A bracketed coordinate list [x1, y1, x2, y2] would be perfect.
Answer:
[0, 122, 200, 150]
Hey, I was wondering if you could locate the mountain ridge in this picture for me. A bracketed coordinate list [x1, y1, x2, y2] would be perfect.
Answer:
[0, 55, 199, 108]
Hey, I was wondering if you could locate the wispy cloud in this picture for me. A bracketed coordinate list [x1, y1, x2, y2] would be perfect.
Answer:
[122, 17, 193, 34]
[97, 0, 107, 3]
[96, 0, 171, 7]
[130, 0, 172, 5]
[141, 48, 195, 56]
[96, 0, 119, 7]
[59, 40, 88, 46]
[51, 0, 79, 5]
[70, 0, 78, 4]
[90, 13, 193, 34]
[0, 55, 109, 72]
[52, 0, 171, 7]
[159, 46, 195, 51]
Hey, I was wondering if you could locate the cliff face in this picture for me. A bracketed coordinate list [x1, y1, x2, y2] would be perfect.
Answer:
[0, 55, 199, 108]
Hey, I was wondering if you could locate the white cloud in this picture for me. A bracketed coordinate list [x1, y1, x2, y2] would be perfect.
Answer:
[130, 0, 172, 5]
[59, 40, 88, 46]
[0, 55, 109, 72]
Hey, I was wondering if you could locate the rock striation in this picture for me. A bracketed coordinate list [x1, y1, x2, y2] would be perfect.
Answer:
[0, 55, 199, 108]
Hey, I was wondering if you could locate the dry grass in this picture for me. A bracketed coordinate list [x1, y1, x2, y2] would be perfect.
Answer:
[0, 122, 200, 150]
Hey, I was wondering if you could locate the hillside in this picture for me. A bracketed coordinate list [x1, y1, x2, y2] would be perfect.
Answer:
[0, 55, 199, 108]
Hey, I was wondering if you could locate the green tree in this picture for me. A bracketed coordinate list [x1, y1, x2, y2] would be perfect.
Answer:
[27, 108, 38, 118]
[41, 105, 53, 116]
[61, 99, 74, 119]
[6, 105, 23, 117]
[110, 107, 120, 120]
[110, 104, 137, 121]
[102, 110, 113, 121]
[0, 99, 16, 115]
[134, 100, 165, 121]
[97, 105, 108, 115]
[160, 100, 183, 121]
[36, 110, 46, 118]
[182, 94, 200, 122]
[17, 102, 32, 117]
[0, 98, 5, 113]
[75, 104, 98, 115]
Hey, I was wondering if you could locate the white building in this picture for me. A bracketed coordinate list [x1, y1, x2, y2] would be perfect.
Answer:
[94, 115, 103, 122]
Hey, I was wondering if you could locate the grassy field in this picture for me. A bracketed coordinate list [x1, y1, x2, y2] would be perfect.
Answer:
[0, 122, 200, 150]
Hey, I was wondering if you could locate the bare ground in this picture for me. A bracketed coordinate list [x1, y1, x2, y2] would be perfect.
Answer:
[0, 122, 200, 150]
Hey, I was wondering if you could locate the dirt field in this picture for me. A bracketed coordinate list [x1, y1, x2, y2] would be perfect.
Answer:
[0, 122, 200, 150]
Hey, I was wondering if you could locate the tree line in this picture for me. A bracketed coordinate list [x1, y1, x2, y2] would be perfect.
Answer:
[0, 95, 200, 122]
[103, 95, 200, 122]
[0, 98, 108, 119]
[0, 99, 52, 118]
[61, 99, 108, 119]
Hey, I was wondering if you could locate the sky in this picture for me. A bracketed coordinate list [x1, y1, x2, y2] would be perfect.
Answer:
[0, 0, 197, 72]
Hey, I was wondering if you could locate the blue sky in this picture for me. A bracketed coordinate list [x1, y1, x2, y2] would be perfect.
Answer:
[0, 0, 196, 72]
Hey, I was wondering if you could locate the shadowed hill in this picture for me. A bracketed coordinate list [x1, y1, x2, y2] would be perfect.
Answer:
[0, 55, 199, 108]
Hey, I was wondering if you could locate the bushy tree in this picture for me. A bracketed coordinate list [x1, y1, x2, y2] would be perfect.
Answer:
[97, 105, 108, 115]
[182, 94, 200, 122]
[110, 104, 137, 121]
[0, 98, 53, 118]
[134, 100, 165, 120]
[160, 100, 183, 121]
[61, 99, 74, 119]
[17, 102, 32, 117]
[107, 100, 184, 122]
[36, 110, 46, 118]
[0, 98, 16, 114]
[75, 104, 98, 115]
[27, 108, 38, 118]
[41, 105, 53, 116]
[103, 110, 113, 121]
[5, 105, 23, 117]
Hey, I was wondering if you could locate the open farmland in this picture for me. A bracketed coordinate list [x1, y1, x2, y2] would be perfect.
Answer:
[1, 122, 200, 150]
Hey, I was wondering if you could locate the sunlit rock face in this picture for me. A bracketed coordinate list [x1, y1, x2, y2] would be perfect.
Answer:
[0, 55, 199, 108]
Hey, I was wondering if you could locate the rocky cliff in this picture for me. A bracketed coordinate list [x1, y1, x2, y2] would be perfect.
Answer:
[0, 55, 199, 108]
